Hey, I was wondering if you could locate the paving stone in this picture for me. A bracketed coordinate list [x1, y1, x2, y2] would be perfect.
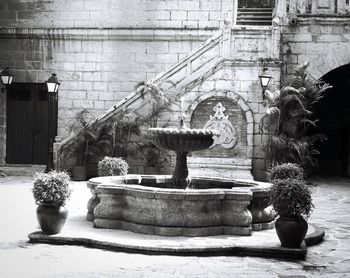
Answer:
[0, 176, 350, 277]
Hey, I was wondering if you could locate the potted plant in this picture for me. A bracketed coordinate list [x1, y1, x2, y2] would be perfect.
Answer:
[32, 171, 72, 235]
[260, 63, 331, 173]
[268, 163, 304, 182]
[138, 141, 169, 174]
[69, 109, 95, 181]
[271, 177, 314, 248]
[97, 156, 128, 176]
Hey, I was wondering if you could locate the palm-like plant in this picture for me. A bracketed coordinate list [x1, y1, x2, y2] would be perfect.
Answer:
[69, 109, 96, 166]
[261, 63, 332, 171]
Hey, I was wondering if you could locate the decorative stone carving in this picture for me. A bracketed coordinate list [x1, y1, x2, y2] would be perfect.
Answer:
[203, 102, 237, 149]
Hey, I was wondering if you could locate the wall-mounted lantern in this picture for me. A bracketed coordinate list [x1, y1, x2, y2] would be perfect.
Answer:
[258, 64, 272, 100]
[0, 67, 14, 86]
[46, 73, 60, 94]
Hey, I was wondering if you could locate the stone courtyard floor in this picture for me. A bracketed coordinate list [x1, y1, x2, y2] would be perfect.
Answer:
[0, 175, 350, 277]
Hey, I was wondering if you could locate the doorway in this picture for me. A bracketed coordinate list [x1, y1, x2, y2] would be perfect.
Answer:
[312, 64, 350, 176]
[6, 83, 57, 165]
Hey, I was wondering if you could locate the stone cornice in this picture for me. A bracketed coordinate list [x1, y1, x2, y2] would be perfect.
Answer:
[297, 14, 350, 25]
[0, 27, 218, 41]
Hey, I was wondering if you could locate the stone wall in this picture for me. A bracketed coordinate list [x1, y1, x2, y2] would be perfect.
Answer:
[181, 63, 281, 180]
[0, 0, 232, 29]
[281, 17, 350, 81]
[0, 0, 234, 139]
[0, 35, 209, 138]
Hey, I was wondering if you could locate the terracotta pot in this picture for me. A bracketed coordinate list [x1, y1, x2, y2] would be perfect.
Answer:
[275, 215, 308, 248]
[36, 204, 68, 235]
[71, 165, 87, 181]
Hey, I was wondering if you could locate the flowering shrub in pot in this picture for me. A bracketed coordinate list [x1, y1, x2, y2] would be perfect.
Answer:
[268, 163, 304, 182]
[97, 156, 128, 177]
[32, 171, 72, 235]
[271, 177, 314, 248]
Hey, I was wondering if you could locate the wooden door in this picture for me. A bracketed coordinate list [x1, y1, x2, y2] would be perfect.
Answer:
[6, 83, 57, 165]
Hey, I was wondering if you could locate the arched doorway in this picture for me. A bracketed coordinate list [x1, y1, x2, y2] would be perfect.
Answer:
[312, 64, 350, 176]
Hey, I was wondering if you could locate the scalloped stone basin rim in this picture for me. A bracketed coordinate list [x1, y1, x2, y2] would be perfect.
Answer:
[149, 127, 220, 189]
[88, 175, 275, 237]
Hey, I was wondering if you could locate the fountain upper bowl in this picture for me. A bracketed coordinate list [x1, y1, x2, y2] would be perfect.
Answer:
[149, 127, 220, 152]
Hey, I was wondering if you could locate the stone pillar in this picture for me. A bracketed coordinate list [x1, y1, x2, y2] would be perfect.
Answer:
[0, 86, 6, 164]
[232, 0, 238, 26]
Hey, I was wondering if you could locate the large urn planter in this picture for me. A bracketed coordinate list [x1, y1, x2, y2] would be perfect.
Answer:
[275, 215, 308, 248]
[32, 171, 72, 235]
[36, 204, 68, 235]
[269, 164, 314, 249]
[71, 165, 87, 181]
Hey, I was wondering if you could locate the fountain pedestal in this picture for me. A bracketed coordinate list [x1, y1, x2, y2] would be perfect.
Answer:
[172, 151, 190, 189]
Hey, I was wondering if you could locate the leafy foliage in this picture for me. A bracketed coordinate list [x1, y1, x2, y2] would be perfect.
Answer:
[271, 178, 314, 219]
[68, 80, 175, 171]
[268, 163, 304, 182]
[98, 156, 129, 176]
[138, 141, 169, 168]
[261, 63, 331, 171]
[32, 171, 71, 207]
[69, 109, 96, 166]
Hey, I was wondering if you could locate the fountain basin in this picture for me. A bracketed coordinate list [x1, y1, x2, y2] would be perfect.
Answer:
[149, 127, 219, 152]
[88, 175, 275, 237]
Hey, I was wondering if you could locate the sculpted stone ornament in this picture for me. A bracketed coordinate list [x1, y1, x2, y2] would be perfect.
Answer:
[203, 102, 237, 149]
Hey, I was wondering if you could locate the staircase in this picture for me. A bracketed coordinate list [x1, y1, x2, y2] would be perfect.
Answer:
[56, 25, 279, 172]
[236, 8, 273, 26]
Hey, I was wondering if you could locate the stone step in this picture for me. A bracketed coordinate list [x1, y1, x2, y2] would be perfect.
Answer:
[237, 15, 273, 20]
[0, 164, 46, 177]
[236, 7, 273, 26]
[238, 8, 273, 12]
[236, 19, 272, 26]
[237, 12, 272, 18]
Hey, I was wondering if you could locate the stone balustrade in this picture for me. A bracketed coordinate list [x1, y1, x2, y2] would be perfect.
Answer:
[279, 0, 350, 15]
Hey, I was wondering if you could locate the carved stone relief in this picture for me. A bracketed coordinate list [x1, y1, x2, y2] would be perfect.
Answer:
[203, 102, 237, 149]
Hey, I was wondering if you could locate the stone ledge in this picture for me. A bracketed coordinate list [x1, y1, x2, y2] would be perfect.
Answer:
[0, 27, 217, 41]
[94, 219, 252, 237]
[27, 215, 325, 260]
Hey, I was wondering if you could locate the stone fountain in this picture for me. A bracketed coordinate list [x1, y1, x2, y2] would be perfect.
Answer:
[87, 114, 275, 237]
[149, 115, 220, 189]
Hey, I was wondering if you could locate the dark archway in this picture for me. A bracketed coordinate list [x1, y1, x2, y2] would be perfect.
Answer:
[312, 64, 350, 176]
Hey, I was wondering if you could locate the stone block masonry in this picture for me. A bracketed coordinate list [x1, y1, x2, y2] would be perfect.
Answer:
[0, 35, 207, 138]
[0, 0, 231, 30]
[4, 1, 349, 182]
[0, 0, 232, 137]
[281, 21, 350, 81]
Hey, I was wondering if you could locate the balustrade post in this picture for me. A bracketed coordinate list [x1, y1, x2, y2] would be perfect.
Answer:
[222, 23, 231, 58]
[274, 0, 288, 25]
[311, 0, 318, 13]
[337, 0, 348, 14]
[298, 0, 308, 14]
[289, 0, 298, 14]
[232, 0, 238, 26]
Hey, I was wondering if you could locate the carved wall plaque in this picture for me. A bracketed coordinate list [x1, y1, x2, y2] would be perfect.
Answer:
[203, 102, 237, 149]
[191, 96, 247, 158]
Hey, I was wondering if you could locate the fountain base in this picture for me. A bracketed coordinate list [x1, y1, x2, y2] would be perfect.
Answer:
[89, 175, 275, 237]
